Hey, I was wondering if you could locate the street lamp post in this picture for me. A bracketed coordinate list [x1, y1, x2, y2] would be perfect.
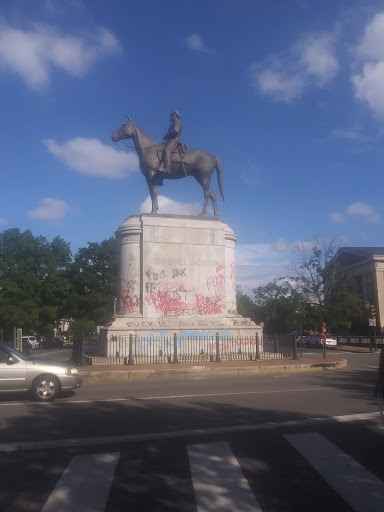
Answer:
[365, 301, 373, 351]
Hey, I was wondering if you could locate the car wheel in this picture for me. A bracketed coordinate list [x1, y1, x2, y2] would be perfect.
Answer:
[32, 375, 60, 402]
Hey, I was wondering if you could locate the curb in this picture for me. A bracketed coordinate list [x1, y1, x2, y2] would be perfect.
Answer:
[336, 346, 380, 354]
[80, 359, 347, 383]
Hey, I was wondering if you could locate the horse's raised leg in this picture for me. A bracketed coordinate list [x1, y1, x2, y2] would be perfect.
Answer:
[146, 175, 159, 214]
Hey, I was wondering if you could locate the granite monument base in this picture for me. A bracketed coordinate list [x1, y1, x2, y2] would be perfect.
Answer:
[100, 214, 262, 358]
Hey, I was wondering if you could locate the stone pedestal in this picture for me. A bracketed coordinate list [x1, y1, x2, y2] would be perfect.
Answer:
[100, 214, 261, 353]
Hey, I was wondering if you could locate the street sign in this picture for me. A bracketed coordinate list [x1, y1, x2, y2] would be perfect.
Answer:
[369, 318, 377, 327]
[321, 322, 326, 344]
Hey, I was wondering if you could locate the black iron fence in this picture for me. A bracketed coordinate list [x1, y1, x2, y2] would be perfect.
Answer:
[78, 333, 298, 365]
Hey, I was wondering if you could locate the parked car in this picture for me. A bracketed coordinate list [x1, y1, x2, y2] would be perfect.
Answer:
[6, 340, 32, 355]
[40, 337, 64, 349]
[22, 335, 39, 350]
[0, 343, 82, 401]
[307, 334, 338, 348]
[288, 331, 310, 344]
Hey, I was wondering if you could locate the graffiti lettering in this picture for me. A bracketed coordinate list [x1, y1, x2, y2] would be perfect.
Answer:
[145, 290, 188, 317]
[126, 320, 155, 328]
[146, 282, 157, 294]
[207, 273, 225, 293]
[172, 268, 187, 279]
[233, 319, 253, 326]
[121, 289, 140, 314]
[145, 267, 167, 281]
[195, 294, 225, 315]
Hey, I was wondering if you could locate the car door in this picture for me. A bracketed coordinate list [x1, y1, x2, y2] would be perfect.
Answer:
[0, 347, 28, 391]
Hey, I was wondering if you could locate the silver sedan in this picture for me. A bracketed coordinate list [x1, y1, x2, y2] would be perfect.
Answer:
[0, 343, 82, 401]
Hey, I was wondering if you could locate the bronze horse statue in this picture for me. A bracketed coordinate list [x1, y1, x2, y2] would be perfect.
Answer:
[111, 119, 224, 217]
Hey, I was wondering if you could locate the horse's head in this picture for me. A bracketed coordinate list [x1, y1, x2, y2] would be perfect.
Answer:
[111, 119, 135, 142]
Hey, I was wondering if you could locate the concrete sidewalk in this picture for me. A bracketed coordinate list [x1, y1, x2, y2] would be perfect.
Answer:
[79, 356, 347, 383]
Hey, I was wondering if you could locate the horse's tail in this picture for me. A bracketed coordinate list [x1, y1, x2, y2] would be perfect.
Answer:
[215, 157, 224, 201]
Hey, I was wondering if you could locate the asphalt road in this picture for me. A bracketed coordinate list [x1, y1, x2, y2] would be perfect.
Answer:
[0, 348, 383, 511]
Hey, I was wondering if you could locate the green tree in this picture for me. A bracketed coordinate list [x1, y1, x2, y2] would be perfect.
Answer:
[252, 281, 304, 333]
[252, 236, 362, 334]
[324, 290, 362, 331]
[65, 237, 118, 325]
[0, 228, 71, 338]
[236, 286, 258, 323]
[288, 235, 342, 305]
[69, 319, 95, 337]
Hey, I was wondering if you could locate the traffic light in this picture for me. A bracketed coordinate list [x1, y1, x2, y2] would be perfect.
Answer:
[371, 304, 376, 318]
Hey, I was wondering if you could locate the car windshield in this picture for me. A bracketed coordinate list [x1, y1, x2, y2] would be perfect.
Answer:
[2, 343, 31, 361]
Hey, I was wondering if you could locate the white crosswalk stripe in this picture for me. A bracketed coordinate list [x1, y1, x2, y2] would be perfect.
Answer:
[188, 441, 262, 512]
[285, 432, 384, 512]
[3, 424, 384, 511]
[41, 452, 119, 512]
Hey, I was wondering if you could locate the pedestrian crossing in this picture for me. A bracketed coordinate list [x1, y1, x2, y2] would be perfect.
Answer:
[1, 422, 384, 512]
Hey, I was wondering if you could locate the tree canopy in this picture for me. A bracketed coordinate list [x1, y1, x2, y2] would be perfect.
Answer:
[64, 237, 118, 326]
[0, 229, 117, 339]
[0, 229, 71, 338]
[239, 236, 363, 335]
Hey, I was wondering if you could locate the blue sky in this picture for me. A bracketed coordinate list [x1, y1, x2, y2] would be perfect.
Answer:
[1, 0, 384, 294]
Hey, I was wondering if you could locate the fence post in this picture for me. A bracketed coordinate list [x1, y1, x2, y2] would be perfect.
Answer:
[128, 334, 134, 365]
[173, 333, 179, 363]
[256, 332, 260, 360]
[275, 334, 278, 354]
[215, 332, 221, 362]
[292, 336, 298, 360]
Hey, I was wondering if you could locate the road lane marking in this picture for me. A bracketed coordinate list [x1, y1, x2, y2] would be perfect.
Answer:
[188, 441, 262, 511]
[369, 425, 384, 436]
[285, 432, 384, 512]
[0, 412, 379, 452]
[41, 452, 119, 512]
[0, 386, 337, 406]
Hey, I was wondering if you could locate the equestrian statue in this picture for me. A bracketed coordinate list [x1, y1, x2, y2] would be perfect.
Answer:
[111, 111, 224, 218]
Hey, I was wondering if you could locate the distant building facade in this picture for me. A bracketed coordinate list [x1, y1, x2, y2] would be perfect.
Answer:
[330, 247, 384, 332]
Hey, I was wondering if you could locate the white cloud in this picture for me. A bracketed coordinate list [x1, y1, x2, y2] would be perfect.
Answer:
[355, 12, 384, 61]
[185, 34, 211, 53]
[0, 217, 7, 226]
[329, 202, 380, 224]
[329, 211, 345, 223]
[352, 12, 384, 117]
[28, 197, 70, 221]
[330, 128, 361, 140]
[0, 22, 120, 89]
[352, 62, 384, 116]
[346, 201, 380, 223]
[250, 32, 338, 102]
[43, 138, 139, 178]
[296, 34, 338, 84]
[235, 237, 339, 294]
[250, 66, 305, 103]
[235, 243, 293, 292]
[140, 195, 212, 216]
[273, 238, 289, 253]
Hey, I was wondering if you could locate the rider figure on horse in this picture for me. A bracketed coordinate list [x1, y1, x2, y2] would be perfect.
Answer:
[158, 110, 182, 174]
